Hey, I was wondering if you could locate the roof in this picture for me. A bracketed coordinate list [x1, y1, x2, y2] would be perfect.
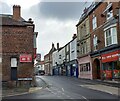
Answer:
[49, 47, 56, 54]
[0, 14, 33, 26]
[76, 2, 102, 26]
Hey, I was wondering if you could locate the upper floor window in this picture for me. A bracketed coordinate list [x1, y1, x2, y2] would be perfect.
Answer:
[80, 41, 87, 55]
[106, 5, 113, 20]
[92, 15, 97, 30]
[104, 27, 117, 47]
[93, 35, 98, 51]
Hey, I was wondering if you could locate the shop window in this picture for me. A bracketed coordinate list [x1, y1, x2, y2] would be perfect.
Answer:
[103, 62, 112, 70]
[80, 63, 90, 72]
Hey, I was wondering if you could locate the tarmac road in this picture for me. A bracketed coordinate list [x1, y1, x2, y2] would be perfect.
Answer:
[2, 76, 120, 101]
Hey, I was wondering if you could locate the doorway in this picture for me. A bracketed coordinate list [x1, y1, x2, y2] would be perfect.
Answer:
[11, 67, 17, 80]
[94, 59, 100, 79]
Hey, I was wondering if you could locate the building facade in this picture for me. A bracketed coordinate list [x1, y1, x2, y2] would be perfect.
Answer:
[76, 11, 92, 79]
[69, 34, 78, 77]
[44, 43, 56, 75]
[1, 5, 37, 86]
[89, 2, 120, 80]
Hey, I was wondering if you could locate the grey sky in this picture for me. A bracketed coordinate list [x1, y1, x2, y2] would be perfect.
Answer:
[1, 0, 92, 60]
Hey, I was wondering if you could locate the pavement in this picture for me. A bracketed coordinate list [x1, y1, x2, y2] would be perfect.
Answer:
[2, 76, 120, 98]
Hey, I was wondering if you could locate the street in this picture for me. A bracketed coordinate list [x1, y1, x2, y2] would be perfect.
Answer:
[2, 76, 120, 101]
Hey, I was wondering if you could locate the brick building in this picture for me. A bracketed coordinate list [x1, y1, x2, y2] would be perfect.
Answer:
[89, 2, 120, 80]
[76, 1, 120, 80]
[44, 43, 56, 75]
[1, 5, 37, 86]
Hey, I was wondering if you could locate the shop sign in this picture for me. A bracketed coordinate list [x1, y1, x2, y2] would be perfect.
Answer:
[18, 78, 32, 81]
[20, 54, 32, 62]
[101, 51, 119, 63]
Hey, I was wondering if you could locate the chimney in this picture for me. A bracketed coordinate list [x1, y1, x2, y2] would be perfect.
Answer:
[12, 5, 21, 21]
[52, 43, 54, 48]
[72, 34, 77, 39]
[57, 43, 59, 50]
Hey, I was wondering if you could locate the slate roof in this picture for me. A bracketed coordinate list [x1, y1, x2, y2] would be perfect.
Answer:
[0, 14, 33, 26]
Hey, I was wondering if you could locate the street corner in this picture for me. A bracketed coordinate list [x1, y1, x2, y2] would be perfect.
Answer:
[28, 87, 42, 93]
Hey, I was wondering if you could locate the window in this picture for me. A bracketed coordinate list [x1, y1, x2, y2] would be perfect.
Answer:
[80, 63, 91, 72]
[104, 27, 117, 46]
[92, 15, 97, 29]
[93, 35, 98, 51]
[106, 3, 113, 20]
[11, 58, 17, 67]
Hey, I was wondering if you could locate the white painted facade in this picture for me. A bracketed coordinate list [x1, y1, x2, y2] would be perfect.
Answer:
[52, 50, 59, 67]
[58, 47, 65, 65]
[70, 38, 77, 61]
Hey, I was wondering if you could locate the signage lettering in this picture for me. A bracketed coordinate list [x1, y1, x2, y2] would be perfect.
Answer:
[101, 51, 119, 63]
[20, 54, 32, 62]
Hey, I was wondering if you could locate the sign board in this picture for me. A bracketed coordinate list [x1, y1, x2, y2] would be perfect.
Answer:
[18, 78, 32, 81]
[101, 51, 119, 63]
[20, 54, 32, 62]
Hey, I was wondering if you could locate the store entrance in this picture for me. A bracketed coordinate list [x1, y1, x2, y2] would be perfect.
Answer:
[94, 59, 100, 79]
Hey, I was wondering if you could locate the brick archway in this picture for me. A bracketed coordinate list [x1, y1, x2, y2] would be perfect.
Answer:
[93, 58, 101, 79]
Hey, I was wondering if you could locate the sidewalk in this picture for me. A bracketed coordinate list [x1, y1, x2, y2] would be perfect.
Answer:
[2, 86, 30, 97]
[78, 78, 120, 96]
[79, 78, 120, 88]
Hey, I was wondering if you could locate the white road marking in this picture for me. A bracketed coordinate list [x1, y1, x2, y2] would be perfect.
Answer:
[82, 95, 89, 101]
[62, 88, 64, 92]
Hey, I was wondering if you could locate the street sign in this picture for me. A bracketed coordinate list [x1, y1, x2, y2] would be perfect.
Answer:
[20, 54, 32, 62]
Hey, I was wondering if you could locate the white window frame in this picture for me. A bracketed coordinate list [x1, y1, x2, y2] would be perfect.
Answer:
[104, 25, 117, 47]
[93, 35, 98, 51]
[106, 3, 113, 20]
[11, 58, 17, 67]
[92, 15, 97, 30]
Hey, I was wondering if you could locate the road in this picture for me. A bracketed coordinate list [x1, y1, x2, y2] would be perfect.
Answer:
[2, 76, 120, 101]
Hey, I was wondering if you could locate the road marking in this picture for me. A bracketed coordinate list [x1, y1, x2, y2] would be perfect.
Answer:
[105, 91, 113, 95]
[81, 95, 89, 101]
[62, 88, 64, 92]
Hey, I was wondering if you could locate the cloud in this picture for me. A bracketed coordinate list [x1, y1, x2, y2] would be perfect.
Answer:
[31, 2, 91, 21]
[1, 1, 92, 59]
[0, 1, 11, 14]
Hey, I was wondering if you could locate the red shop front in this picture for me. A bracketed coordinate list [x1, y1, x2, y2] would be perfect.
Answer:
[101, 50, 120, 80]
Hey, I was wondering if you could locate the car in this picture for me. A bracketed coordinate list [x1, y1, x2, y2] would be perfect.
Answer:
[39, 70, 45, 75]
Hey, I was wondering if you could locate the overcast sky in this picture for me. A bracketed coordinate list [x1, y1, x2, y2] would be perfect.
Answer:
[0, 0, 92, 60]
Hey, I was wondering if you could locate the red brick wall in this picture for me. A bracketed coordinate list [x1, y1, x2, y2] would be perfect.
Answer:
[2, 26, 34, 81]
[89, 2, 120, 52]
[89, 2, 107, 52]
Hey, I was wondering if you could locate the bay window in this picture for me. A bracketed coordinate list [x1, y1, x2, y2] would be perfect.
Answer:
[104, 27, 117, 47]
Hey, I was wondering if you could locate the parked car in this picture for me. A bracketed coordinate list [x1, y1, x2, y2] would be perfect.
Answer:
[39, 70, 45, 75]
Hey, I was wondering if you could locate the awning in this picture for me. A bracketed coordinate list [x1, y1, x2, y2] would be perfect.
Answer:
[103, 3, 112, 14]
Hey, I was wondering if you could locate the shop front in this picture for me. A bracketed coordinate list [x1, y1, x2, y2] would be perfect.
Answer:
[78, 55, 92, 79]
[69, 60, 78, 78]
[101, 50, 120, 80]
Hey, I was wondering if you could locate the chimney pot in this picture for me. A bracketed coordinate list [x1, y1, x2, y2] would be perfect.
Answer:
[12, 5, 21, 21]
[57, 43, 59, 50]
